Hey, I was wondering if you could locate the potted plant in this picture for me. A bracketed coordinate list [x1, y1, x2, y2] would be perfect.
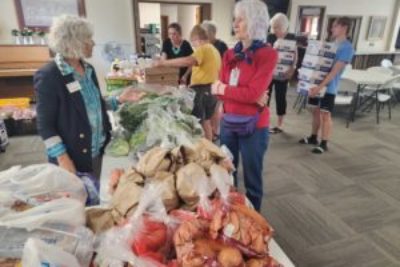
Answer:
[37, 30, 46, 45]
[11, 29, 21, 45]
[21, 28, 33, 45]
[26, 28, 34, 44]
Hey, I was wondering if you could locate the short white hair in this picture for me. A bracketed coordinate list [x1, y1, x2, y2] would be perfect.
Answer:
[202, 20, 217, 35]
[234, 0, 270, 41]
[48, 15, 93, 59]
[270, 13, 289, 33]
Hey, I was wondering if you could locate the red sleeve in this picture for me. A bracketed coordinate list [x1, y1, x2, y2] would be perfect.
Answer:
[219, 50, 231, 84]
[217, 51, 232, 101]
[223, 49, 277, 104]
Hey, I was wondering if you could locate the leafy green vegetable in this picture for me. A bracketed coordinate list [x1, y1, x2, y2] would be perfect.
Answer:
[106, 137, 130, 157]
[129, 131, 147, 151]
[119, 102, 149, 133]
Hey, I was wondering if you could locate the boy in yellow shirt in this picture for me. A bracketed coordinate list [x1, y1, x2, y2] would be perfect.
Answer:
[155, 25, 221, 140]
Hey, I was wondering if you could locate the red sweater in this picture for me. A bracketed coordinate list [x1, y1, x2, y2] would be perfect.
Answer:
[218, 46, 278, 128]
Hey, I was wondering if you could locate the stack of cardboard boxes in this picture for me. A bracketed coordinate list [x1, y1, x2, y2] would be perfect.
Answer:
[297, 40, 337, 96]
[273, 39, 297, 80]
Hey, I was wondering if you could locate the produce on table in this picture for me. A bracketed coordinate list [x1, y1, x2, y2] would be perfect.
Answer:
[105, 137, 130, 157]
[106, 89, 202, 157]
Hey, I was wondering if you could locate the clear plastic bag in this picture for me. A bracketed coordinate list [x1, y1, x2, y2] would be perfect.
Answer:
[21, 238, 81, 267]
[0, 164, 87, 207]
[96, 183, 175, 267]
[0, 224, 94, 267]
[194, 174, 215, 220]
[0, 198, 85, 230]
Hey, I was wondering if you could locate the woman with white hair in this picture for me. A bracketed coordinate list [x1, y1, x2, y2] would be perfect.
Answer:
[34, 15, 140, 178]
[267, 12, 297, 134]
[202, 20, 228, 58]
[211, 0, 277, 211]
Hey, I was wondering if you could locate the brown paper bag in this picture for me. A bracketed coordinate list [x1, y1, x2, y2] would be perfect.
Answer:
[136, 147, 173, 177]
[111, 170, 144, 222]
[176, 163, 208, 206]
[85, 207, 115, 233]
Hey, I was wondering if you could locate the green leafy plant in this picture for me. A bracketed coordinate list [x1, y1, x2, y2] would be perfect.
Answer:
[11, 29, 19, 36]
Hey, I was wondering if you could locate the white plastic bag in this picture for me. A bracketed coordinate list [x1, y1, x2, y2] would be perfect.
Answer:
[0, 225, 94, 267]
[0, 164, 87, 207]
[96, 183, 174, 266]
[193, 174, 215, 219]
[0, 198, 85, 230]
[22, 238, 80, 267]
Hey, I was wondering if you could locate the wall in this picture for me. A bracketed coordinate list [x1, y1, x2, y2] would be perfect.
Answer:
[0, 0, 136, 91]
[85, 0, 136, 90]
[177, 5, 198, 39]
[139, 3, 161, 28]
[289, 0, 398, 53]
[161, 4, 178, 24]
[388, 0, 400, 51]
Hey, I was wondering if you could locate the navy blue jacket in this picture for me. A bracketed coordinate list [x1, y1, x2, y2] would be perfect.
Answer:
[34, 61, 112, 172]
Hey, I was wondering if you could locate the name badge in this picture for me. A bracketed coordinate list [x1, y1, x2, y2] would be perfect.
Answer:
[66, 81, 81, 93]
[229, 68, 240, 86]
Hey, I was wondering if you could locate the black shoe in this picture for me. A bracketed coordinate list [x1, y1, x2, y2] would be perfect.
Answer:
[312, 145, 328, 154]
[269, 127, 283, 134]
[299, 136, 318, 145]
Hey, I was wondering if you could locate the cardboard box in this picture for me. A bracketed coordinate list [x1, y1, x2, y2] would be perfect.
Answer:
[297, 80, 326, 97]
[274, 39, 297, 52]
[297, 68, 327, 84]
[277, 51, 296, 65]
[301, 54, 334, 72]
[306, 40, 337, 59]
[144, 66, 179, 86]
[273, 64, 292, 80]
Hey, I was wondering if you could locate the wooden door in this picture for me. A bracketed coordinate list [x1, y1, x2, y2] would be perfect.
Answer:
[199, 3, 211, 22]
[161, 15, 169, 41]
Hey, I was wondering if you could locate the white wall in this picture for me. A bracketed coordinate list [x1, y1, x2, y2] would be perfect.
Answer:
[161, 4, 178, 24]
[139, 3, 161, 28]
[289, 0, 398, 53]
[0, 0, 136, 91]
[0, 0, 19, 43]
[177, 5, 198, 39]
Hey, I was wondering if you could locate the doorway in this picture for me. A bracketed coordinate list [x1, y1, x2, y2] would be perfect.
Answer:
[133, 0, 212, 55]
[296, 6, 326, 40]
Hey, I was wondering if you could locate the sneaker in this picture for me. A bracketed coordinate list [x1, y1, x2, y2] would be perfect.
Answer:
[312, 145, 328, 154]
[299, 136, 318, 145]
[269, 127, 283, 134]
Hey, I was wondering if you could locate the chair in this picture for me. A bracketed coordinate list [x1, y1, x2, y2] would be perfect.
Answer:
[334, 78, 358, 127]
[293, 88, 308, 114]
[381, 59, 393, 68]
[365, 74, 400, 124]
[367, 66, 393, 76]
[344, 63, 353, 72]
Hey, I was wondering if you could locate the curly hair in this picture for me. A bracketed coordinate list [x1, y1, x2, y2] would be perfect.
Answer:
[48, 15, 93, 59]
[234, 0, 270, 41]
